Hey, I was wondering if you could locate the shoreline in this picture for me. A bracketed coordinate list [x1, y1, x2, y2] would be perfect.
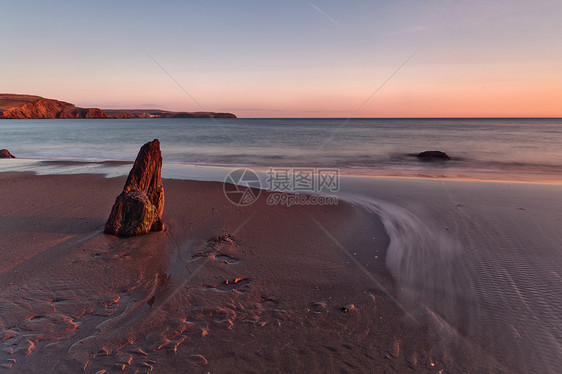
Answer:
[2, 157, 562, 185]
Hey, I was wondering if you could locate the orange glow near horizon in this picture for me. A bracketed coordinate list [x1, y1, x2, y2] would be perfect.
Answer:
[66, 79, 561, 119]
[3, 1, 561, 118]
[62, 59, 561, 118]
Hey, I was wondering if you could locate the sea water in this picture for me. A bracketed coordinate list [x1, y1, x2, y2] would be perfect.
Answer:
[1, 118, 561, 181]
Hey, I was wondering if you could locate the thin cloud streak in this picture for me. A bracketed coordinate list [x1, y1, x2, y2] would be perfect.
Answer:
[308, 3, 341, 26]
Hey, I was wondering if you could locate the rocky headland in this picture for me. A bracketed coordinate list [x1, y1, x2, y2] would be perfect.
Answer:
[0, 94, 236, 119]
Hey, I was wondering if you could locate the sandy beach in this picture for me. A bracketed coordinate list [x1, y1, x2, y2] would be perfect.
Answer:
[0, 170, 560, 373]
[0, 171, 418, 373]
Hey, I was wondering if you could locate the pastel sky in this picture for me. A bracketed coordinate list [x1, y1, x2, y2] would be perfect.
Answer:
[2, 0, 561, 117]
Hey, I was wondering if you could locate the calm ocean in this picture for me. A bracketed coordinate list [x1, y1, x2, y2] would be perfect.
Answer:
[1, 118, 562, 372]
[1, 118, 561, 180]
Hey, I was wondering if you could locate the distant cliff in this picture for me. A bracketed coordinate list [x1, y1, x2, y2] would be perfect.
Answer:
[0, 94, 236, 119]
[104, 109, 237, 119]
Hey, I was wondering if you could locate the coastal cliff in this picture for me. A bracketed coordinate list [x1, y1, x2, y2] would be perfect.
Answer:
[0, 95, 108, 119]
[104, 109, 237, 119]
[0, 94, 236, 119]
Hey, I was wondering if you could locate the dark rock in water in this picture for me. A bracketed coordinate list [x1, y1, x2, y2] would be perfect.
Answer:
[0, 149, 15, 158]
[417, 151, 450, 161]
[105, 139, 165, 237]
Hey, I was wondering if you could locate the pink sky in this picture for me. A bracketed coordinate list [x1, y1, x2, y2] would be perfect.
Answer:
[2, 0, 561, 117]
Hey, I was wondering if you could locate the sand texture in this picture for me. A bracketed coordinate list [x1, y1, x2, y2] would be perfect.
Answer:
[0, 172, 560, 373]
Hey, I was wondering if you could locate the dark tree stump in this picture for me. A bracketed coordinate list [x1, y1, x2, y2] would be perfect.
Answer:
[105, 139, 165, 237]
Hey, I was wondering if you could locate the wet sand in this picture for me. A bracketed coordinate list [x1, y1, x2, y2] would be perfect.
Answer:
[0, 172, 426, 373]
[339, 177, 562, 374]
[0, 171, 560, 373]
